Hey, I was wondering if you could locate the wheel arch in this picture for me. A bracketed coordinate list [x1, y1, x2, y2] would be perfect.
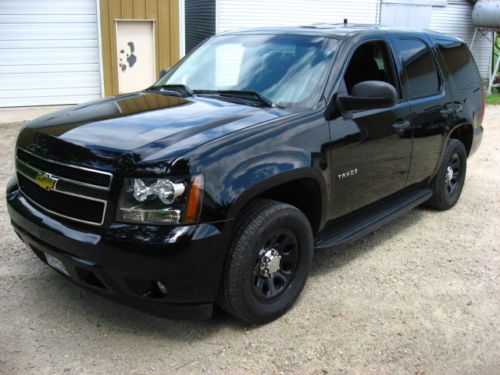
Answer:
[448, 123, 474, 156]
[226, 168, 328, 235]
[429, 122, 474, 183]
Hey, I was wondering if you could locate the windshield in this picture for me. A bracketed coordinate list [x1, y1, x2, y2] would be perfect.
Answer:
[154, 34, 338, 108]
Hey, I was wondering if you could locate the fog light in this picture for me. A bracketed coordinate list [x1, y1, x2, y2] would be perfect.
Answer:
[156, 281, 167, 295]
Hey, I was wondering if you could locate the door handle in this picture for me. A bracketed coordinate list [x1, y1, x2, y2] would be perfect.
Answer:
[453, 102, 463, 113]
[392, 120, 411, 136]
[440, 108, 454, 119]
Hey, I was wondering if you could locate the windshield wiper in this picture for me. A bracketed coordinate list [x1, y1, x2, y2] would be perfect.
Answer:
[194, 90, 275, 107]
[149, 84, 194, 97]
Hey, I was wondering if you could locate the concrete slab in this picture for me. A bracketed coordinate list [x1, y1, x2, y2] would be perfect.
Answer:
[0, 105, 68, 125]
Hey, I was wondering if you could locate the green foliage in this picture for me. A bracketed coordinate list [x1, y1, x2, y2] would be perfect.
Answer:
[486, 94, 500, 105]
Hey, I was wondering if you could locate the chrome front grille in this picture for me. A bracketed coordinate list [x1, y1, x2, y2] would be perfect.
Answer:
[16, 148, 113, 226]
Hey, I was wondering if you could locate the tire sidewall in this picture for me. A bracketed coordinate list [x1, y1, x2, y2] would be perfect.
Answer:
[438, 140, 467, 207]
[234, 205, 313, 322]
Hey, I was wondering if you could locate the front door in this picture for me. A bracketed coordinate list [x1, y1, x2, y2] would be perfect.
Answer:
[329, 39, 412, 218]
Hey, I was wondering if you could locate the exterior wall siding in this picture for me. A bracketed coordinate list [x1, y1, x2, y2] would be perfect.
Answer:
[99, 0, 180, 96]
[381, 3, 433, 28]
[0, 0, 101, 107]
[216, 0, 380, 33]
[185, 0, 216, 53]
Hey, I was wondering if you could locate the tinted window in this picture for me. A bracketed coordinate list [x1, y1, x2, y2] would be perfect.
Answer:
[437, 41, 481, 90]
[344, 41, 399, 96]
[399, 39, 440, 99]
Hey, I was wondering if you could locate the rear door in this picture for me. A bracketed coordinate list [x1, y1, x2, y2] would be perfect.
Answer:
[392, 35, 454, 185]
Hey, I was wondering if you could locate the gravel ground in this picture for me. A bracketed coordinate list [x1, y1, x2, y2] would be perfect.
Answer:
[0, 107, 499, 375]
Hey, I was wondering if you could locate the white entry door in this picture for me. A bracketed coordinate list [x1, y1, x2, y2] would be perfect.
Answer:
[116, 21, 156, 94]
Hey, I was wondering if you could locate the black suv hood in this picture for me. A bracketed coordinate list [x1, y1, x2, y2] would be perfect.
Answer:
[17, 91, 289, 171]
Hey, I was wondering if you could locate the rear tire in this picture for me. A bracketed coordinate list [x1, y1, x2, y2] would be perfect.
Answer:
[218, 199, 313, 324]
[426, 139, 467, 210]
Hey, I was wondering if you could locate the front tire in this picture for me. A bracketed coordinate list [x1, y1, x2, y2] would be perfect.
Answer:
[426, 138, 467, 210]
[218, 199, 313, 324]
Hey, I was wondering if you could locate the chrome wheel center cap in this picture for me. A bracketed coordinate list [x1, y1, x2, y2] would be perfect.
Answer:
[446, 166, 454, 184]
[258, 249, 282, 278]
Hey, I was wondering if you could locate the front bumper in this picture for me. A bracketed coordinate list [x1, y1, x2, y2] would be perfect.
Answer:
[6, 185, 232, 320]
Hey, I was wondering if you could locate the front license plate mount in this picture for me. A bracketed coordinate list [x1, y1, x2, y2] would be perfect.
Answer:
[45, 253, 69, 277]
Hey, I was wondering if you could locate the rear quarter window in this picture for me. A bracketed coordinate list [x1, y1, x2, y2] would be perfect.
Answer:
[436, 41, 481, 91]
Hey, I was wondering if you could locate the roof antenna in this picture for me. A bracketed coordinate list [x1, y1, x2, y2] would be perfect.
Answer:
[343, 18, 348, 27]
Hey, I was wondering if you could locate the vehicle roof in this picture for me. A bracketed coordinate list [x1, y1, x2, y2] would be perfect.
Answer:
[220, 24, 460, 41]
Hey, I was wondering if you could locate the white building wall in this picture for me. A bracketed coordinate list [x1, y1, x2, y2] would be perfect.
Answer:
[216, 0, 381, 33]
[430, 0, 492, 79]
[0, 0, 102, 107]
[381, 3, 433, 28]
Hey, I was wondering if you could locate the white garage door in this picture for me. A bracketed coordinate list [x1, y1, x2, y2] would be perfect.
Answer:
[0, 0, 102, 107]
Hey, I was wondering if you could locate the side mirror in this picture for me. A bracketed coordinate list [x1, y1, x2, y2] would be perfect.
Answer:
[337, 81, 398, 112]
[159, 67, 170, 79]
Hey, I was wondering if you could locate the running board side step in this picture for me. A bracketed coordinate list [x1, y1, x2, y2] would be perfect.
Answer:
[314, 188, 433, 250]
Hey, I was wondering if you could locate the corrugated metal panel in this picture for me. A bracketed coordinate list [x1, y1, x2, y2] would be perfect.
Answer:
[381, 3, 433, 28]
[430, 1, 492, 79]
[185, 0, 216, 52]
[0, 0, 101, 107]
[216, 0, 380, 33]
[383, 0, 446, 5]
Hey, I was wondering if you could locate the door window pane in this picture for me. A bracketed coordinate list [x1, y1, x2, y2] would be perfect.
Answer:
[344, 41, 399, 96]
[399, 39, 440, 99]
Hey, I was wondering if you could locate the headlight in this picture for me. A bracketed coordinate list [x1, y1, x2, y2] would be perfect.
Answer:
[116, 175, 203, 225]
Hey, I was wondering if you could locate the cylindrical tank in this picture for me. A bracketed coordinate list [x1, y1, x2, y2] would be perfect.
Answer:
[472, 0, 500, 28]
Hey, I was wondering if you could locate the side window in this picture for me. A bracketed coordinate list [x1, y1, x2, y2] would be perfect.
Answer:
[436, 41, 481, 90]
[399, 39, 440, 99]
[344, 41, 399, 96]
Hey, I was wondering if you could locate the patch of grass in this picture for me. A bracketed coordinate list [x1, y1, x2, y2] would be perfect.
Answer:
[486, 94, 500, 105]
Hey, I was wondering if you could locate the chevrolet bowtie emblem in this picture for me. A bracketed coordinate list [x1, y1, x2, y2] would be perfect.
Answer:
[35, 172, 58, 190]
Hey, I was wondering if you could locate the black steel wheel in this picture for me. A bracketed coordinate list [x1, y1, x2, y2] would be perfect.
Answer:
[217, 199, 313, 324]
[251, 228, 300, 302]
[445, 152, 461, 196]
[426, 139, 467, 210]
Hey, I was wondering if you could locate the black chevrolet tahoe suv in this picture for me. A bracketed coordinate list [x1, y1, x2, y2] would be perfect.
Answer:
[7, 25, 484, 323]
